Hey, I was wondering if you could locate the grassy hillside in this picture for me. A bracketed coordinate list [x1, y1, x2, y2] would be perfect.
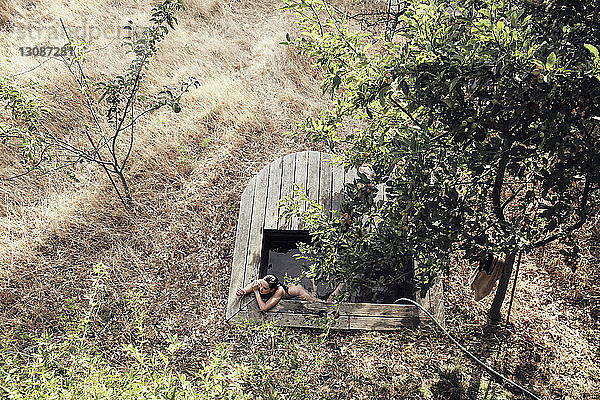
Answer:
[1, 1, 599, 399]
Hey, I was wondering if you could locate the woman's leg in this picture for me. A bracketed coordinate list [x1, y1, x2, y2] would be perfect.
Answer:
[287, 284, 323, 302]
[327, 282, 345, 302]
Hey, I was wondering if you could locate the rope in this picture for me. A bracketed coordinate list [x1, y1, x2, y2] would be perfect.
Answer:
[393, 297, 541, 400]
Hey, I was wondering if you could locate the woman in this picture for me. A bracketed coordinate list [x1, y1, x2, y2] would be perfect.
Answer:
[236, 274, 322, 312]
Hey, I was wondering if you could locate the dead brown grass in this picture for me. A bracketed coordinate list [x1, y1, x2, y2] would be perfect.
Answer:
[0, 0, 10, 28]
[0, 1, 599, 399]
[0, 0, 328, 359]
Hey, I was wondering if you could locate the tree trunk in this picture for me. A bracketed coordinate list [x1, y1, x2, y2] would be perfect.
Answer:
[488, 247, 519, 323]
[116, 169, 133, 206]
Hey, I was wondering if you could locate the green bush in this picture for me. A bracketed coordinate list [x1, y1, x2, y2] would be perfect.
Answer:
[0, 264, 251, 400]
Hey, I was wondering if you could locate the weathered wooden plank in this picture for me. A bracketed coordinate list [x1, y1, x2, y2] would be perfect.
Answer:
[271, 300, 419, 318]
[305, 151, 325, 293]
[331, 158, 345, 213]
[277, 153, 297, 230]
[244, 166, 270, 294]
[338, 302, 420, 318]
[291, 151, 309, 230]
[265, 311, 350, 329]
[271, 299, 336, 314]
[429, 277, 445, 325]
[231, 299, 432, 330]
[413, 259, 435, 321]
[415, 290, 430, 314]
[227, 310, 248, 324]
[279, 300, 421, 323]
[228, 299, 262, 325]
[347, 315, 420, 330]
[226, 177, 256, 319]
[344, 167, 358, 184]
[375, 182, 385, 205]
[264, 157, 283, 230]
[319, 153, 333, 215]
[307, 151, 321, 203]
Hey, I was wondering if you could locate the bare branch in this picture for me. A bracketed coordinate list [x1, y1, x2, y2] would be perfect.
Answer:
[533, 178, 592, 249]
[112, 53, 148, 169]
[501, 182, 526, 211]
[388, 95, 427, 131]
[59, 20, 127, 206]
[492, 141, 510, 226]
[120, 91, 135, 173]
[0, 144, 53, 181]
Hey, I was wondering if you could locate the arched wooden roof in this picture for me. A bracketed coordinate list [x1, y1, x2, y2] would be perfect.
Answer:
[226, 151, 443, 329]
[226, 151, 350, 317]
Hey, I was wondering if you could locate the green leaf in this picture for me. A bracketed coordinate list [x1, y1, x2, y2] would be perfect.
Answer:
[584, 43, 599, 58]
[279, 2, 301, 11]
[449, 78, 459, 94]
[98, 90, 108, 103]
[332, 75, 341, 92]
[496, 20, 505, 33]
[378, 83, 390, 107]
[399, 80, 409, 96]
[546, 52, 556, 70]
[510, 12, 518, 27]
[479, 8, 491, 18]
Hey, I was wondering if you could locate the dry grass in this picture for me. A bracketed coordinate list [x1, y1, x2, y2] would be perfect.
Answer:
[0, 1, 599, 399]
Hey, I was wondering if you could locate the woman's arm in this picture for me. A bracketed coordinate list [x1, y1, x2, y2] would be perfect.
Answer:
[236, 280, 259, 296]
[253, 287, 284, 312]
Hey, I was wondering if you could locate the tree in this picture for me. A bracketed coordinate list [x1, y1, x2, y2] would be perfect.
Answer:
[282, 0, 600, 321]
[0, 0, 198, 206]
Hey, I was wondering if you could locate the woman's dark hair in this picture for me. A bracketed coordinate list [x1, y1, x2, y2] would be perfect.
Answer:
[263, 274, 280, 289]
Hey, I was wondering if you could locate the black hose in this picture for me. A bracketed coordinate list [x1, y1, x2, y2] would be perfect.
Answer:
[393, 297, 541, 400]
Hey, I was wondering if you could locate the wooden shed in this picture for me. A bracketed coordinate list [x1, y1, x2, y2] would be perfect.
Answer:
[226, 151, 443, 330]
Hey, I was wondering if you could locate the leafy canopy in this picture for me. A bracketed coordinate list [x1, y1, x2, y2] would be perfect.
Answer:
[282, 0, 600, 298]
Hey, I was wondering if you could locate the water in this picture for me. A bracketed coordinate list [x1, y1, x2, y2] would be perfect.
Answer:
[260, 230, 414, 303]
[261, 230, 334, 299]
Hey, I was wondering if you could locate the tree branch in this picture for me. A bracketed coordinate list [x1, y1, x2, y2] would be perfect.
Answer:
[59, 19, 127, 206]
[121, 92, 135, 173]
[0, 144, 53, 181]
[501, 182, 526, 211]
[388, 95, 426, 131]
[533, 178, 591, 249]
[59, 19, 107, 144]
[492, 141, 510, 226]
[113, 53, 148, 167]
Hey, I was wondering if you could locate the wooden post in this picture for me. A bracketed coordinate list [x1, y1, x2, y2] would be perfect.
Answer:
[488, 247, 518, 323]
